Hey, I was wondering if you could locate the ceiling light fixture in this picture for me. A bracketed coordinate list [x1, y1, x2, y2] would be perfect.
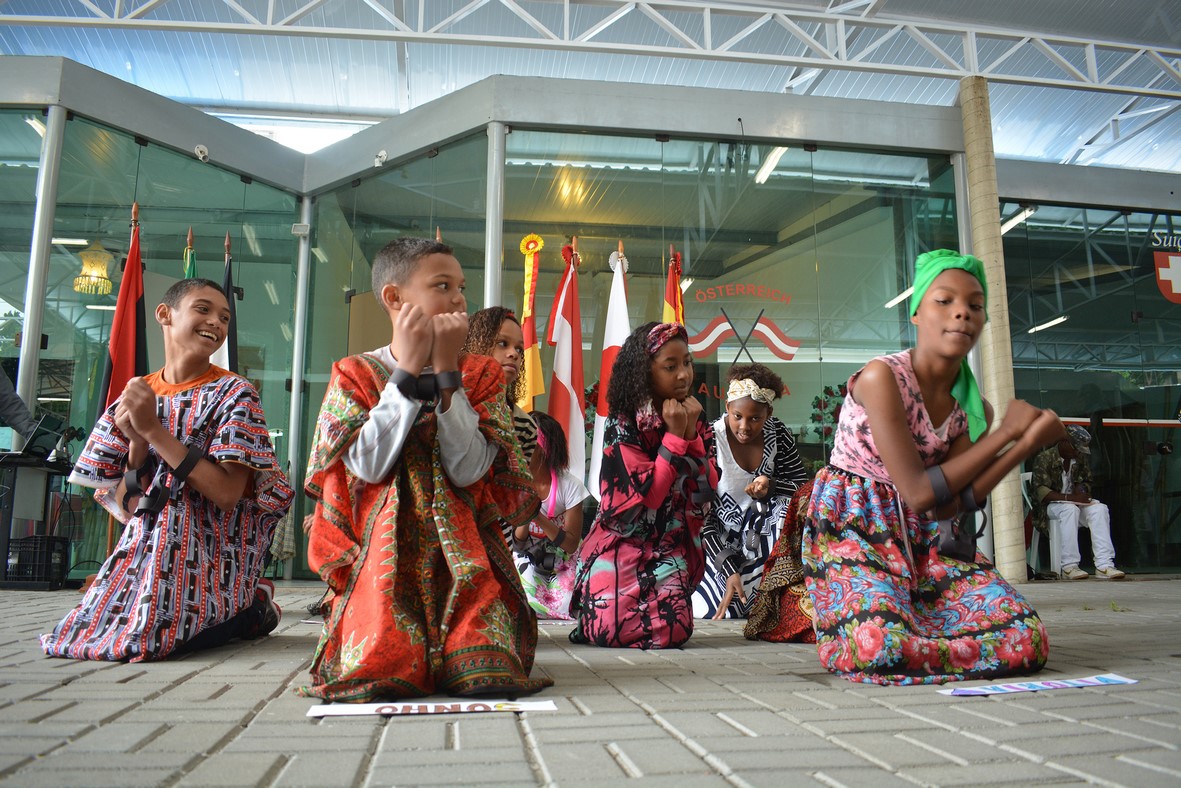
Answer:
[25, 117, 46, 138]
[73, 240, 114, 295]
[1027, 315, 1068, 334]
[1001, 204, 1038, 235]
[884, 285, 914, 309]
[263, 280, 279, 305]
[51, 238, 89, 246]
[754, 146, 788, 184]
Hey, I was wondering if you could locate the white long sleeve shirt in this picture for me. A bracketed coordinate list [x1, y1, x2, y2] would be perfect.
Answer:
[342, 346, 498, 487]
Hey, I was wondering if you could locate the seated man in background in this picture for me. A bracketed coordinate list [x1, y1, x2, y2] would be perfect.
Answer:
[1031, 425, 1125, 581]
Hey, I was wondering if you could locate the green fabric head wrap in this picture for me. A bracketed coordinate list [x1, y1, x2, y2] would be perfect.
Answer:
[909, 249, 989, 442]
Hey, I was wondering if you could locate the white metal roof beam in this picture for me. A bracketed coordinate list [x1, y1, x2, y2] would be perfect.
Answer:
[7, 1, 1180, 99]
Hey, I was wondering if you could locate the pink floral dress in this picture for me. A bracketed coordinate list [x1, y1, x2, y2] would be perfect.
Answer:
[803, 350, 1049, 685]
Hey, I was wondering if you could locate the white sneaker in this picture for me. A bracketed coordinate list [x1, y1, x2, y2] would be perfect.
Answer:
[1095, 566, 1126, 580]
[1061, 564, 1089, 580]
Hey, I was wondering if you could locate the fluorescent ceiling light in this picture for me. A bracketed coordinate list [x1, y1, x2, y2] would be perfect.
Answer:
[263, 279, 279, 305]
[86, 304, 117, 311]
[25, 117, 45, 138]
[280, 323, 293, 342]
[754, 146, 788, 184]
[680, 277, 694, 293]
[311, 247, 329, 264]
[1001, 204, 1038, 235]
[1027, 315, 1068, 334]
[884, 286, 914, 309]
[242, 224, 262, 257]
[37, 397, 70, 402]
[51, 238, 89, 246]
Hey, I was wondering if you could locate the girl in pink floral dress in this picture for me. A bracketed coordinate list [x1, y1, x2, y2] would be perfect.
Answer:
[804, 250, 1063, 685]
[569, 322, 717, 649]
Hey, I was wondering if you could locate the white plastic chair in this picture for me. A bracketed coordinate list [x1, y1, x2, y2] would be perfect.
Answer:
[1022, 471, 1061, 575]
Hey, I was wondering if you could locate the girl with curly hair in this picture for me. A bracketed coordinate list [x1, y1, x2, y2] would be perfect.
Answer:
[513, 411, 589, 619]
[568, 322, 717, 649]
[691, 363, 807, 620]
[463, 306, 537, 462]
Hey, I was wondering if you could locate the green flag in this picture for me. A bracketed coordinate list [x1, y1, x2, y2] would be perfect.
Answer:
[183, 227, 197, 278]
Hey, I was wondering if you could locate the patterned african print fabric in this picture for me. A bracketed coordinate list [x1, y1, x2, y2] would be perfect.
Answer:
[693, 415, 806, 619]
[568, 414, 717, 649]
[803, 351, 1049, 685]
[744, 481, 816, 643]
[300, 353, 550, 702]
[41, 368, 293, 662]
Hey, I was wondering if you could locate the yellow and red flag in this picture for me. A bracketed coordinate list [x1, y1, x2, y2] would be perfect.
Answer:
[662, 244, 685, 325]
[546, 240, 585, 476]
[98, 203, 148, 411]
[518, 234, 545, 411]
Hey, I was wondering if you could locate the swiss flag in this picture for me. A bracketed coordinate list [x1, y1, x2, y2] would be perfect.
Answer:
[1154, 251, 1181, 305]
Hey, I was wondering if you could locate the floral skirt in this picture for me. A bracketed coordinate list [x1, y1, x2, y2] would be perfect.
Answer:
[515, 553, 576, 620]
[803, 466, 1049, 685]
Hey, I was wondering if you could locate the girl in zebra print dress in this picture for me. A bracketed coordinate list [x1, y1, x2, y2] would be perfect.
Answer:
[692, 363, 807, 619]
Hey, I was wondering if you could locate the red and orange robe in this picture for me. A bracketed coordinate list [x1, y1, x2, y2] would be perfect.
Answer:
[301, 353, 549, 701]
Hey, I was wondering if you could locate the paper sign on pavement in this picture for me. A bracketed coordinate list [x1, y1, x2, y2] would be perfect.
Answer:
[939, 672, 1137, 697]
[308, 699, 559, 717]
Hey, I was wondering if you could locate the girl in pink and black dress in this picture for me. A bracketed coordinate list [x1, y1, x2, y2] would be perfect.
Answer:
[568, 322, 717, 649]
[804, 250, 1062, 685]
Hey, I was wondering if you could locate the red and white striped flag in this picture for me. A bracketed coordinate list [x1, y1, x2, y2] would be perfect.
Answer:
[751, 315, 800, 361]
[546, 242, 585, 476]
[587, 247, 630, 500]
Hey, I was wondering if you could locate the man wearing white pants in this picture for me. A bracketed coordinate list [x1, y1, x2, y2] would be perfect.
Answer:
[1031, 425, 1125, 581]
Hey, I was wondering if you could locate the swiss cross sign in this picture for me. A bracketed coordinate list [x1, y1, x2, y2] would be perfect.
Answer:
[1155, 251, 1181, 304]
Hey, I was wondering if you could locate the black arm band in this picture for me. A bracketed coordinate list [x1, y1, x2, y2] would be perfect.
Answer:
[390, 367, 421, 400]
[925, 465, 954, 508]
[960, 484, 982, 512]
[169, 444, 203, 483]
[121, 457, 156, 513]
[435, 369, 462, 391]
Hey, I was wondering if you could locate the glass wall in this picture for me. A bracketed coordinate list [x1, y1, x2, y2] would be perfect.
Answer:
[1004, 203, 1181, 572]
[298, 133, 488, 576]
[502, 130, 959, 475]
[10, 114, 299, 580]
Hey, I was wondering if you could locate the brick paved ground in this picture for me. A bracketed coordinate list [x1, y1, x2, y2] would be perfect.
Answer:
[0, 577, 1178, 787]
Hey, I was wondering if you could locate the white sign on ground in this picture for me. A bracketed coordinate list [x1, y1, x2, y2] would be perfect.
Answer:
[308, 699, 559, 717]
[939, 672, 1137, 697]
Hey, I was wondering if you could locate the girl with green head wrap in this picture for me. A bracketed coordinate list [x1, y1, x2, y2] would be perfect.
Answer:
[909, 248, 989, 442]
[800, 248, 1067, 686]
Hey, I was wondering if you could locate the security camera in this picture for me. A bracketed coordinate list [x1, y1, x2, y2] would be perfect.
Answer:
[194, 144, 210, 163]
[374, 150, 388, 168]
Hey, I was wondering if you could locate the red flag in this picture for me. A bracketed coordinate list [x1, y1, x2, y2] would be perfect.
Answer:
[98, 206, 148, 411]
[547, 243, 585, 476]
[587, 246, 630, 499]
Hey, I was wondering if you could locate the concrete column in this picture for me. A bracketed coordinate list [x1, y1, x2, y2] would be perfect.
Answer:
[958, 76, 1025, 583]
[484, 121, 507, 307]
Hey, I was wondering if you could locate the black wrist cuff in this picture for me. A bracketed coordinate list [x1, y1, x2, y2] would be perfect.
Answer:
[435, 369, 462, 391]
[169, 444, 203, 483]
[960, 484, 981, 512]
[925, 465, 954, 508]
[391, 368, 421, 400]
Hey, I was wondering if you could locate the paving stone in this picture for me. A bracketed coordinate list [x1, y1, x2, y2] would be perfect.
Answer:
[273, 750, 370, 786]
[0, 580, 1178, 786]
[175, 752, 287, 787]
